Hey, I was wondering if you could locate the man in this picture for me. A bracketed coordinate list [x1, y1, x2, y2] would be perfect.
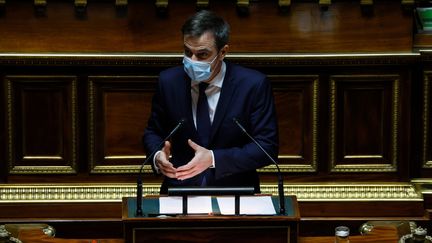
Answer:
[143, 10, 278, 194]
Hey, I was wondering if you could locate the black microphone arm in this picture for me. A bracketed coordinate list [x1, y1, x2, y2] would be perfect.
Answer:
[233, 118, 285, 215]
[136, 119, 186, 216]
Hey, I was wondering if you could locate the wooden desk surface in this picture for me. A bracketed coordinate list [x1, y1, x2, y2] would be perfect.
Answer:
[299, 226, 400, 243]
[18, 229, 125, 243]
[14, 222, 401, 243]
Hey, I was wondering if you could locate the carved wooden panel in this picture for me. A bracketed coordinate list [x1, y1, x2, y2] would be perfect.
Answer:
[329, 75, 400, 172]
[423, 72, 432, 168]
[264, 75, 319, 173]
[5, 76, 77, 174]
[88, 76, 156, 174]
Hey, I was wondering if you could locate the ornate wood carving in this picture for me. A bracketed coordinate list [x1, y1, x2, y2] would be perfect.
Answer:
[0, 183, 421, 202]
[34, 0, 47, 16]
[423, 72, 432, 168]
[196, 0, 209, 10]
[261, 75, 319, 173]
[236, 0, 249, 16]
[278, 0, 291, 12]
[155, 0, 168, 16]
[115, 0, 127, 7]
[74, 0, 87, 16]
[319, 0, 331, 11]
[5, 76, 78, 174]
[329, 75, 400, 173]
[88, 76, 156, 174]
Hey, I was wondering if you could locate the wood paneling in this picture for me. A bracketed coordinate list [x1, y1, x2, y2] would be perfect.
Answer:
[329, 75, 400, 173]
[0, 0, 430, 230]
[5, 76, 78, 174]
[88, 76, 156, 173]
[269, 75, 319, 173]
[0, 0, 412, 53]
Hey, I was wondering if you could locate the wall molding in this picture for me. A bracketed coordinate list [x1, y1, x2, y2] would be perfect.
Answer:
[0, 182, 422, 203]
[0, 53, 419, 67]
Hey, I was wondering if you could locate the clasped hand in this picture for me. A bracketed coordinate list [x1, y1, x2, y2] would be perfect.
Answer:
[155, 139, 213, 180]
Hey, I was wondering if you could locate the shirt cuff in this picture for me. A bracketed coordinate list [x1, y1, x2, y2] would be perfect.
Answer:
[153, 150, 162, 173]
[209, 150, 215, 168]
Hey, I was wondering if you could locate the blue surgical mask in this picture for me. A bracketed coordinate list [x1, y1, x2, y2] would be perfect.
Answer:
[183, 54, 218, 82]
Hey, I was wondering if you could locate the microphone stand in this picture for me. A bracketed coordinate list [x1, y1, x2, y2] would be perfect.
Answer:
[136, 119, 185, 216]
[233, 118, 285, 215]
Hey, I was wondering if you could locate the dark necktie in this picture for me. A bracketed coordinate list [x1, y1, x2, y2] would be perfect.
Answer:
[196, 82, 211, 147]
[196, 82, 211, 186]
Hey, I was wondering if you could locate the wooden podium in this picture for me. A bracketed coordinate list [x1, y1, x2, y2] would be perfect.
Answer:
[122, 195, 300, 243]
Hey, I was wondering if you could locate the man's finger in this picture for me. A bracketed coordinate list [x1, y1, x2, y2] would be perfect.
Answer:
[187, 139, 201, 151]
[176, 168, 199, 180]
[176, 161, 194, 172]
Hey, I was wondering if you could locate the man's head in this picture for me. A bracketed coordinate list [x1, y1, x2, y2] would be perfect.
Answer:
[181, 10, 230, 52]
[181, 10, 230, 82]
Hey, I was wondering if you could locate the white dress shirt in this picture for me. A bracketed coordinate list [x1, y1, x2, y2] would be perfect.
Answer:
[191, 61, 226, 126]
[154, 61, 226, 171]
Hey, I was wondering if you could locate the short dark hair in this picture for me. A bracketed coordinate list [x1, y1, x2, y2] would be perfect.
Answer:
[181, 10, 230, 51]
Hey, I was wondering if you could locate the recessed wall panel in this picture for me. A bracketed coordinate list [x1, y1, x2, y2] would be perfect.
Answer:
[88, 76, 156, 174]
[330, 75, 399, 172]
[266, 75, 318, 173]
[5, 76, 77, 174]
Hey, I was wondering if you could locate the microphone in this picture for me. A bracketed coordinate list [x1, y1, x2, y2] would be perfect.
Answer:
[136, 118, 186, 216]
[233, 118, 285, 215]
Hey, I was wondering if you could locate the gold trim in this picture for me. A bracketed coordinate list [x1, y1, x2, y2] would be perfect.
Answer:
[6, 76, 78, 174]
[87, 76, 155, 174]
[196, 0, 208, 8]
[74, 0, 86, 7]
[6, 78, 13, 174]
[115, 0, 127, 7]
[0, 183, 422, 203]
[264, 182, 423, 201]
[0, 53, 419, 67]
[329, 75, 399, 172]
[237, 0, 249, 7]
[88, 79, 95, 171]
[319, 0, 331, 6]
[360, 0, 373, 5]
[423, 72, 432, 168]
[72, 76, 78, 172]
[260, 75, 318, 173]
[279, 0, 291, 8]
[279, 155, 303, 159]
[401, 0, 414, 6]
[311, 78, 319, 172]
[412, 179, 432, 196]
[344, 155, 383, 159]
[0, 53, 418, 57]
[155, 0, 168, 8]
[392, 78, 399, 169]
[23, 156, 62, 159]
[330, 78, 336, 170]
[34, 0, 46, 6]
[91, 165, 152, 174]
[105, 156, 145, 159]
[9, 166, 76, 174]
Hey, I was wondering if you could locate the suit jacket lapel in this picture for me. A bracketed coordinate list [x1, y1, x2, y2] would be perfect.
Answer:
[210, 63, 236, 143]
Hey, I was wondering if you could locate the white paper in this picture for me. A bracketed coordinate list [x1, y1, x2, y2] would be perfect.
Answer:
[159, 196, 212, 214]
[216, 196, 276, 215]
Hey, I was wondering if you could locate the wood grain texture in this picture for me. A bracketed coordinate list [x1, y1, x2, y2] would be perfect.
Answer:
[0, 0, 412, 53]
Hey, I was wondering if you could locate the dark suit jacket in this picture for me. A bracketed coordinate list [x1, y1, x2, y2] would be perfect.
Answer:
[143, 62, 279, 194]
